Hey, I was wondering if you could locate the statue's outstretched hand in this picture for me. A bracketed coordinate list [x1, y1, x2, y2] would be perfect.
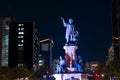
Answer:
[60, 17, 64, 20]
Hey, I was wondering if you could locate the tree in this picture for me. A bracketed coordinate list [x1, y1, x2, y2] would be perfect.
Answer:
[105, 60, 120, 80]
[0, 67, 9, 80]
[0, 66, 34, 80]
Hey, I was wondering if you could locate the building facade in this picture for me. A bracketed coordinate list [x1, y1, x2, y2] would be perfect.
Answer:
[0, 18, 40, 68]
[0, 18, 15, 67]
[112, 0, 120, 60]
[39, 38, 53, 69]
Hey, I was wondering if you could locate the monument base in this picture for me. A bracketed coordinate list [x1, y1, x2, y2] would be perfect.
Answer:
[67, 67, 77, 73]
[53, 73, 88, 80]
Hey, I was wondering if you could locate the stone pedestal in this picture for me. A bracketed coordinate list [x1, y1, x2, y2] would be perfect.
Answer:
[63, 45, 78, 72]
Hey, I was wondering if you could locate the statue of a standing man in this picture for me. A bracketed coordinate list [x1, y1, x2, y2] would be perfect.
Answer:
[61, 17, 75, 43]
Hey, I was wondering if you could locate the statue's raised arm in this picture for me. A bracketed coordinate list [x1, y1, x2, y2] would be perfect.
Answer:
[60, 17, 67, 27]
[61, 17, 75, 43]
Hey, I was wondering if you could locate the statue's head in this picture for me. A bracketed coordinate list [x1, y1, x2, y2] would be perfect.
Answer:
[59, 56, 62, 60]
[69, 18, 73, 24]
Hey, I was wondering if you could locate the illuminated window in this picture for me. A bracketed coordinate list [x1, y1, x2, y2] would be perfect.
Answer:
[18, 24, 24, 26]
[5, 35, 8, 39]
[5, 61, 8, 64]
[18, 36, 20, 38]
[38, 60, 44, 66]
[21, 40, 24, 43]
[18, 32, 24, 34]
[18, 44, 23, 46]
[5, 25, 9, 30]
[18, 64, 23, 67]
[21, 28, 24, 30]
[18, 36, 24, 38]
[18, 27, 24, 31]
[5, 50, 8, 52]
[18, 28, 20, 31]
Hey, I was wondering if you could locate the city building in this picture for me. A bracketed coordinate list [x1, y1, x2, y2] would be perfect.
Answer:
[39, 38, 53, 69]
[0, 18, 40, 68]
[112, 0, 120, 60]
[0, 17, 15, 67]
[33, 28, 41, 69]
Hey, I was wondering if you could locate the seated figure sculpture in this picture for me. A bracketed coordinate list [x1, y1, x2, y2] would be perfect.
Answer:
[56, 56, 66, 73]
[70, 30, 79, 45]
[75, 55, 83, 72]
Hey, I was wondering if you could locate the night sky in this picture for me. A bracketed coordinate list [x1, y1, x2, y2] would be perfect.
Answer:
[0, 0, 112, 63]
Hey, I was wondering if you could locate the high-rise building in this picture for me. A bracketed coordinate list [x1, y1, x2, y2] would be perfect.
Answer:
[33, 28, 41, 68]
[112, 0, 120, 60]
[0, 17, 15, 67]
[0, 18, 40, 68]
[39, 38, 53, 69]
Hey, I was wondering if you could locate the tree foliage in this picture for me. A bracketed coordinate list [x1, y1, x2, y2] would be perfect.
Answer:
[0, 66, 34, 80]
[105, 60, 120, 79]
